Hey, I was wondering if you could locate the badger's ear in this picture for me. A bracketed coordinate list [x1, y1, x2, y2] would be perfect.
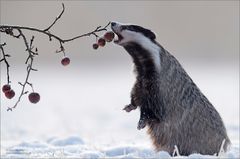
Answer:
[128, 25, 156, 40]
[146, 29, 156, 40]
[141, 28, 156, 40]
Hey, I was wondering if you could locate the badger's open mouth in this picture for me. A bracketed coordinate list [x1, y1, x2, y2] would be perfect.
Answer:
[113, 32, 123, 43]
[111, 25, 123, 44]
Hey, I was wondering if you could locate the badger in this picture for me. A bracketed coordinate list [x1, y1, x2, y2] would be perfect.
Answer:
[111, 22, 230, 155]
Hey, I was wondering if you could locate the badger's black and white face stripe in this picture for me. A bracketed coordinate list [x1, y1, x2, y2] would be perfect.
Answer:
[111, 22, 161, 70]
[111, 22, 156, 45]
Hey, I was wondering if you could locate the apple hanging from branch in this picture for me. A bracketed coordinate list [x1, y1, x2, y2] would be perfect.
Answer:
[0, 3, 116, 111]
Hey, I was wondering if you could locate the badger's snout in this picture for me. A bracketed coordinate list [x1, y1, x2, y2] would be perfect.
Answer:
[111, 22, 117, 27]
[111, 22, 121, 31]
[111, 22, 124, 44]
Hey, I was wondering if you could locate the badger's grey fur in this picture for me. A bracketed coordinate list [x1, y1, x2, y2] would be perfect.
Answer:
[111, 22, 230, 155]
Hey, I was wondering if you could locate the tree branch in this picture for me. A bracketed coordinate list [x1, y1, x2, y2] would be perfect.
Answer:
[0, 23, 110, 44]
[43, 3, 65, 32]
[63, 22, 110, 42]
[0, 43, 11, 84]
[0, 3, 111, 111]
[7, 30, 36, 111]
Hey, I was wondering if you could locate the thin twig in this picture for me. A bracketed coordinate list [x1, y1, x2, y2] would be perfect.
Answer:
[0, 43, 11, 84]
[7, 30, 36, 111]
[63, 22, 111, 42]
[43, 3, 65, 32]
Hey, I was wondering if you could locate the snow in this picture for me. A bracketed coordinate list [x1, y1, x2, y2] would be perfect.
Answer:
[1, 66, 239, 158]
[1, 136, 239, 158]
[47, 136, 84, 146]
[0, 63, 238, 159]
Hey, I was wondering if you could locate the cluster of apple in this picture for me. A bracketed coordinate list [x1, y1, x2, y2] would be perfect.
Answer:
[2, 84, 15, 99]
[59, 31, 115, 67]
[92, 31, 115, 50]
[2, 32, 115, 106]
[2, 84, 40, 104]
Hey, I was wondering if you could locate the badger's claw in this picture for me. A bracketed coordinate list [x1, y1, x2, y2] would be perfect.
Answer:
[123, 104, 137, 112]
[137, 119, 147, 130]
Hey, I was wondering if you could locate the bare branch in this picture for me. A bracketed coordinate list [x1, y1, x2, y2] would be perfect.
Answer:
[0, 43, 11, 84]
[0, 3, 111, 111]
[44, 3, 65, 32]
[7, 29, 36, 111]
[63, 22, 111, 42]
[0, 22, 110, 43]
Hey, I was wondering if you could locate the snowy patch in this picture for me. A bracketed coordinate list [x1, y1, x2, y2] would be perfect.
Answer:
[1, 67, 238, 159]
[47, 136, 84, 146]
[1, 136, 239, 158]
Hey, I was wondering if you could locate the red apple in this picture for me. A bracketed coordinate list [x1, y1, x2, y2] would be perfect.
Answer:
[5, 89, 15, 99]
[104, 31, 115, 42]
[61, 57, 70, 66]
[2, 84, 11, 93]
[98, 38, 106, 47]
[28, 92, 40, 104]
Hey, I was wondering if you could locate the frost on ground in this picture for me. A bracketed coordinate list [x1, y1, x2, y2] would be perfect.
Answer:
[1, 136, 239, 159]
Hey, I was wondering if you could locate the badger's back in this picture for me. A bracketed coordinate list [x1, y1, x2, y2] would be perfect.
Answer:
[146, 48, 230, 155]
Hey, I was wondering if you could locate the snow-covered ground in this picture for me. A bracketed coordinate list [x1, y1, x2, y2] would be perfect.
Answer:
[1, 136, 239, 158]
[1, 63, 239, 158]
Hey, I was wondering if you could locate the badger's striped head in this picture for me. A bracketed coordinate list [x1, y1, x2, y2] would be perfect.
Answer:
[111, 22, 156, 46]
[111, 22, 161, 71]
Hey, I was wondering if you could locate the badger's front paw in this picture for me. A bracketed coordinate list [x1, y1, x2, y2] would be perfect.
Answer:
[123, 104, 137, 112]
[137, 119, 147, 130]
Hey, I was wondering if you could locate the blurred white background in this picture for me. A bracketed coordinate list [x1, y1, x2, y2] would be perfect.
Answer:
[1, 0, 239, 152]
